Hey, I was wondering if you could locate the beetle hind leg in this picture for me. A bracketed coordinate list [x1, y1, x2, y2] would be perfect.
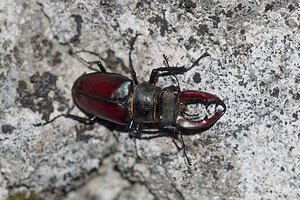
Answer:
[69, 49, 107, 72]
[34, 114, 97, 127]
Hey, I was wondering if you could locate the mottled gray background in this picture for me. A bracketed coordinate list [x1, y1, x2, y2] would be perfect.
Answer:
[0, 0, 299, 199]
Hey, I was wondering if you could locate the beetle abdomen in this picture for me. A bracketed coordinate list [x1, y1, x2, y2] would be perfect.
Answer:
[72, 73, 133, 125]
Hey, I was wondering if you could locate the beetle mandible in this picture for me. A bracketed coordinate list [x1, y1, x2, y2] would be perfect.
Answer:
[35, 36, 226, 165]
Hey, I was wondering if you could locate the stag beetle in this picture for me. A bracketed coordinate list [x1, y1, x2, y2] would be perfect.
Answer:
[35, 36, 226, 165]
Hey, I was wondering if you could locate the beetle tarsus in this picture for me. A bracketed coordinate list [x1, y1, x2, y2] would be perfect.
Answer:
[33, 114, 66, 127]
[34, 114, 97, 127]
[190, 52, 210, 69]
[130, 33, 141, 48]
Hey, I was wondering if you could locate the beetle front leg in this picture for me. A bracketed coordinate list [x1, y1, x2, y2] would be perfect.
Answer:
[149, 52, 210, 85]
[149, 67, 188, 85]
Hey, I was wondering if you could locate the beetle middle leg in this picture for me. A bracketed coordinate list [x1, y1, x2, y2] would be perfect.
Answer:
[137, 132, 192, 166]
[128, 35, 141, 85]
[129, 121, 171, 160]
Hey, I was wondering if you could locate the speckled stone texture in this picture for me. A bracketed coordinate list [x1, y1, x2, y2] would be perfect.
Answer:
[0, 0, 299, 199]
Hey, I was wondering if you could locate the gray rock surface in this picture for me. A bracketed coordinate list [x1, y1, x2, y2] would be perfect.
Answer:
[0, 0, 299, 199]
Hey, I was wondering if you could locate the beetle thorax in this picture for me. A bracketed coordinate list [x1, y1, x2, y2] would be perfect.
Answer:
[132, 83, 160, 123]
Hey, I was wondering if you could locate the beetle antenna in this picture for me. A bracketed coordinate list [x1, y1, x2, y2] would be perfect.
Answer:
[163, 54, 171, 68]
[162, 54, 181, 91]
[178, 130, 192, 166]
[189, 52, 210, 69]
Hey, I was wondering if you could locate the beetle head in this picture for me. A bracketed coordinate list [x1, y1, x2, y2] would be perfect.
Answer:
[176, 90, 226, 131]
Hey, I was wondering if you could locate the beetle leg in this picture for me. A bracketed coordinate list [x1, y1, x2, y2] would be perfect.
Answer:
[149, 52, 210, 85]
[34, 114, 96, 126]
[173, 130, 192, 166]
[190, 52, 210, 69]
[128, 123, 191, 165]
[129, 123, 162, 138]
[66, 115, 97, 125]
[128, 121, 143, 159]
[136, 134, 168, 139]
[87, 61, 106, 72]
[132, 138, 142, 160]
[128, 35, 141, 85]
[179, 135, 192, 166]
[69, 49, 107, 72]
[132, 130, 170, 138]
[129, 122, 170, 138]
[131, 129, 192, 166]
[149, 66, 188, 85]
[171, 137, 183, 150]
[128, 121, 140, 138]
[170, 134, 192, 166]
